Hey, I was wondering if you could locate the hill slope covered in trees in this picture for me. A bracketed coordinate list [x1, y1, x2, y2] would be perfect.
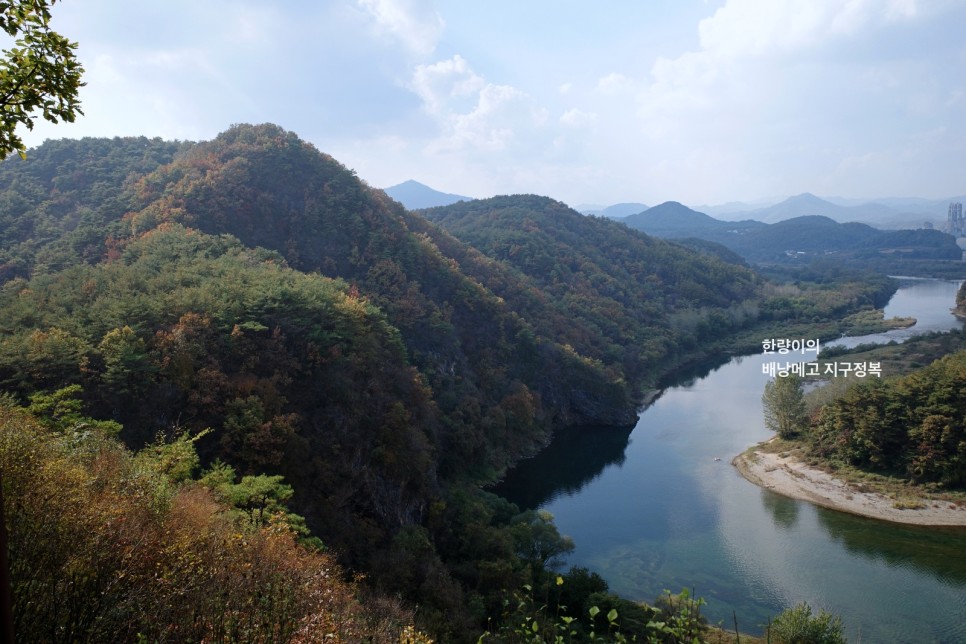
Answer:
[0, 404, 425, 642]
[420, 194, 762, 380]
[0, 123, 906, 638]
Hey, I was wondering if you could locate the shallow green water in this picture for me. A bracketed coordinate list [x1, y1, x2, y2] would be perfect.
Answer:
[496, 279, 966, 641]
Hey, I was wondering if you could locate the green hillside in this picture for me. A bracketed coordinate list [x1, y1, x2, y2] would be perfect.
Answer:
[0, 123, 910, 639]
[0, 136, 188, 279]
[0, 225, 439, 563]
[420, 194, 762, 379]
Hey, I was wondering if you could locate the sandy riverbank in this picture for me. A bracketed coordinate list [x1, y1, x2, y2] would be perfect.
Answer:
[732, 443, 966, 527]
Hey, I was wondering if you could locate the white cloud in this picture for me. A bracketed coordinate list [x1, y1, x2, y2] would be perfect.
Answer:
[596, 72, 634, 95]
[444, 85, 525, 151]
[356, 0, 444, 56]
[559, 108, 596, 128]
[410, 55, 485, 115]
[697, 0, 920, 58]
[600, 0, 958, 203]
[645, 0, 927, 118]
[432, 82, 539, 153]
[409, 55, 546, 154]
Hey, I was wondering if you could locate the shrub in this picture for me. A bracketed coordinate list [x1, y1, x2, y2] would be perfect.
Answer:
[768, 601, 846, 644]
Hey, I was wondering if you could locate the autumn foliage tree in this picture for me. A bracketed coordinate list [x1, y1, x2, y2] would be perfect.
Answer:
[0, 403, 427, 642]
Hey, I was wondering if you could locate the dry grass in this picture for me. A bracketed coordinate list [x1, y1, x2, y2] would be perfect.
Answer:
[705, 625, 766, 643]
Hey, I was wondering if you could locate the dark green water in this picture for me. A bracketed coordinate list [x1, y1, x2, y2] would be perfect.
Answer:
[496, 279, 966, 642]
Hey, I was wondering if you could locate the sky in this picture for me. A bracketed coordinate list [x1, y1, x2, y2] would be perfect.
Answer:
[17, 0, 966, 209]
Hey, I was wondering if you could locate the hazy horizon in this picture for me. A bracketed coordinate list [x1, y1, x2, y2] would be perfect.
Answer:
[18, 1, 966, 208]
[386, 179, 964, 217]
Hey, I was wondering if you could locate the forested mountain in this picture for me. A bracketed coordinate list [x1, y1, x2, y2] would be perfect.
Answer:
[623, 201, 963, 267]
[0, 126, 774, 473]
[0, 226, 439, 563]
[0, 136, 189, 280]
[0, 123, 909, 639]
[129, 125, 662, 464]
[420, 194, 762, 376]
[672, 237, 749, 266]
[623, 200, 764, 238]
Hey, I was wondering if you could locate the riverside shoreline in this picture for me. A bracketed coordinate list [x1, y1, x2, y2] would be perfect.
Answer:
[732, 441, 966, 527]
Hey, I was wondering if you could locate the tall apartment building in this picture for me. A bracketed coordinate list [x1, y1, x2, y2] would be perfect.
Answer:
[948, 202, 965, 236]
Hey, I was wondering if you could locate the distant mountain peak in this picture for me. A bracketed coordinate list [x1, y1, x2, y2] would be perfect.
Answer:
[383, 180, 472, 210]
[393, 179, 427, 189]
[789, 192, 823, 201]
[620, 201, 729, 233]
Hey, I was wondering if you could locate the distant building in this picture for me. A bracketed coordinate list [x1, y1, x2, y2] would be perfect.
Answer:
[948, 202, 965, 236]
[923, 221, 933, 230]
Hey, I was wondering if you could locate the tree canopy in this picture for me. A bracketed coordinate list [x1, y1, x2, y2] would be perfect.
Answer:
[812, 350, 966, 486]
[0, 0, 84, 159]
[0, 126, 891, 639]
[762, 373, 808, 439]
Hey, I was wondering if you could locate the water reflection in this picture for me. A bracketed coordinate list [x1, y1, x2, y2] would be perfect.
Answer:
[492, 424, 634, 509]
[760, 490, 800, 530]
[815, 508, 966, 586]
[495, 278, 966, 639]
[655, 354, 733, 389]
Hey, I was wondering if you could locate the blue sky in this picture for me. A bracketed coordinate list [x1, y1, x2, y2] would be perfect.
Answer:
[19, 0, 966, 208]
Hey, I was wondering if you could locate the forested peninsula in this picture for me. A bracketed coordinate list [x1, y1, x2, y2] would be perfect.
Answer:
[0, 124, 921, 640]
[735, 284, 966, 528]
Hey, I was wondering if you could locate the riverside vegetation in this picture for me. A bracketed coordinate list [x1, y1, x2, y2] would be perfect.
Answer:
[808, 346, 966, 490]
[755, 281, 966, 513]
[0, 124, 938, 641]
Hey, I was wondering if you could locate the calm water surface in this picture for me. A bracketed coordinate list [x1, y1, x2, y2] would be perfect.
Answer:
[496, 278, 966, 642]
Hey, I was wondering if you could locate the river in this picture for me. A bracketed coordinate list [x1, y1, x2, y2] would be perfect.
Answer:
[495, 278, 966, 642]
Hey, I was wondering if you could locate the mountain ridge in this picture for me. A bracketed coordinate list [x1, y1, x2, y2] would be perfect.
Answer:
[0, 123, 935, 639]
[619, 199, 962, 266]
[686, 192, 966, 229]
[379, 180, 965, 230]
